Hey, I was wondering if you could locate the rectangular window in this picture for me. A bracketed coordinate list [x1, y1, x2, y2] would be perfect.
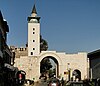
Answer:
[31, 52, 33, 55]
[33, 32, 35, 34]
[33, 40, 35, 42]
[33, 28, 35, 30]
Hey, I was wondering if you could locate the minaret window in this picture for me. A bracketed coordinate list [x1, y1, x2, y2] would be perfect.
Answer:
[33, 40, 35, 42]
[31, 52, 33, 55]
[33, 28, 35, 30]
[33, 48, 35, 50]
[33, 32, 35, 34]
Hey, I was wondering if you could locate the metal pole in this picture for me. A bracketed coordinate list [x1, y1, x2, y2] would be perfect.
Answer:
[90, 68, 92, 79]
[67, 63, 70, 81]
[68, 69, 70, 81]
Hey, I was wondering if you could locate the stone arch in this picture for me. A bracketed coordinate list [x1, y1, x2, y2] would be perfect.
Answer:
[72, 69, 81, 81]
[38, 51, 62, 65]
[38, 51, 63, 78]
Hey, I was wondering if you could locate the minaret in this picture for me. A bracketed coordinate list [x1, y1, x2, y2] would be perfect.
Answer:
[27, 5, 40, 56]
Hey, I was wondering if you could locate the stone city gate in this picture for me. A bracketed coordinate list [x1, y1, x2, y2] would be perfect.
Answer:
[14, 50, 88, 81]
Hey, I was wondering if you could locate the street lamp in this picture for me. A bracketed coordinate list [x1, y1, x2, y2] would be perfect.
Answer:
[67, 63, 71, 81]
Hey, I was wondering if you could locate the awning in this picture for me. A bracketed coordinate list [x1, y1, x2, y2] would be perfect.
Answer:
[4, 63, 18, 71]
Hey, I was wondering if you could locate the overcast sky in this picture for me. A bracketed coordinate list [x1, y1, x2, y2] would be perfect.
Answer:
[0, 0, 100, 53]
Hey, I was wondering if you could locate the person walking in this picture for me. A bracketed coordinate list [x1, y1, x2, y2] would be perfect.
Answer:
[61, 77, 64, 86]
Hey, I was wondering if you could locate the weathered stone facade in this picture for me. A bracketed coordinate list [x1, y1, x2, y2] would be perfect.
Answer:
[11, 46, 89, 81]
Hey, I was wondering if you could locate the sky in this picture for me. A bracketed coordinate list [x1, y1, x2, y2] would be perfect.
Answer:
[0, 0, 100, 53]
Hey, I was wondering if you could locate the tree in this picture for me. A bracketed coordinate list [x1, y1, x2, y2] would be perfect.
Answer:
[40, 35, 48, 51]
[49, 68, 56, 78]
[40, 58, 52, 74]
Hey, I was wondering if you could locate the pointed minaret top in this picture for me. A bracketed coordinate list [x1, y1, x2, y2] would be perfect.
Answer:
[28, 4, 40, 22]
[31, 4, 37, 14]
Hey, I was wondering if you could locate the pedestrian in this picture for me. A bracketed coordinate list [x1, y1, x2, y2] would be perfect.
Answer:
[61, 77, 64, 86]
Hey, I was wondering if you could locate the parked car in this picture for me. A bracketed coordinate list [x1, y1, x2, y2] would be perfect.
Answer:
[48, 77, 61, 86]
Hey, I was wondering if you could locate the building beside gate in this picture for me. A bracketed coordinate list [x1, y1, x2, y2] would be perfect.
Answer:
[0, 10, 16, 85]
[88, 50, 100, 79]
[0, 11, 9, 64]
[0, 10, 13, 68]
[10, 5, 89, 81]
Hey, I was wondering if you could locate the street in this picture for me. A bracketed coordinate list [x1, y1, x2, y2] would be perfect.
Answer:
[23, 80, 48, 86]
[33, 81, 48, 86]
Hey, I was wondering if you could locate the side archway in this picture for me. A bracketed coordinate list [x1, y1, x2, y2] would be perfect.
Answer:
[72, 69, 81, 81]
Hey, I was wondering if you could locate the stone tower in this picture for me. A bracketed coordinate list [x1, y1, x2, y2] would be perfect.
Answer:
[27, 5, 40, 56]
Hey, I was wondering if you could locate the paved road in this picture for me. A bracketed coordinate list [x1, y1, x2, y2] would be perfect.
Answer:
[24, 80, 48, 86]
[33, 80, 48, 86]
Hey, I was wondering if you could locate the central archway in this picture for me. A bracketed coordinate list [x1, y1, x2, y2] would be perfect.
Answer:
[40, 56, 59, 79]
[38, 51, 62, 80]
